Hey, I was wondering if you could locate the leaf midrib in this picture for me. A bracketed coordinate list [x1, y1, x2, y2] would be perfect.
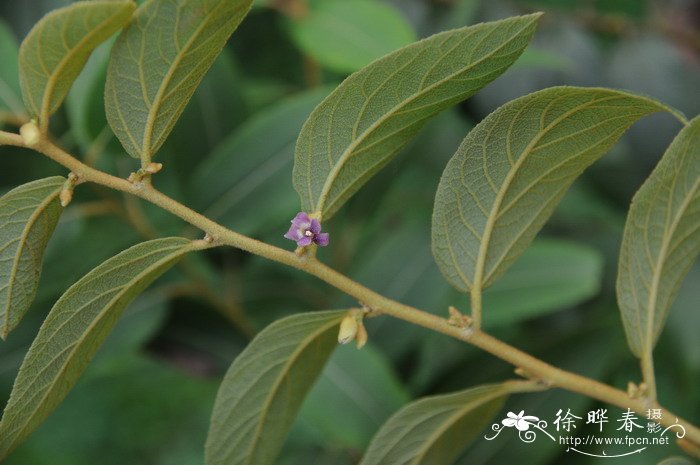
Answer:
[482, 127, 629, 286]
[38, 1, 128, 126]
[410, 390, 506, 464]
[471, 94, 622, 292]
[1, 184, 62, 338]
[7, 243, 186, 400]
[242, 315, 341, 465]
[643, 151, 699, 354]
[313, 17, 537, 217]
[1, 241, 192, 454]
[141, 0, 236, 158]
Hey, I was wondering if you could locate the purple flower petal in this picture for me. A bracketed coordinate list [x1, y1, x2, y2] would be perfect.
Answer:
[297, 236, 313, 247]
[310, 218, 321, 234]
[315, 232, 329, 247]
[284, 212, 330, 248]
[284, 225, 303, 241]
[291, 212, 311, 228]
[292, 211, 309, 222]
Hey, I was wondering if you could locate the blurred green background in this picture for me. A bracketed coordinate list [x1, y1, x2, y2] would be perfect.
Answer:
[0, 0, 698, 463]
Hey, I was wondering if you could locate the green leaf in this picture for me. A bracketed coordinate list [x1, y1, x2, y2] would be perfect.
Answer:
[0, 177, 65, 340]
[5, 353, 217, 465]
[0, 237, 202, 459]
[190, 87, 329, 235]
[287, 0, 416, 74]
[205, 310, 345, 465]
[0, 19, 24, 117]
[617, 116, 700, 357]
[432, 87, 677, 294]
[359, 382, 536, 465]
[293, 14, 542, 220]
[105, 0, 253, 160]
[18, 0, 135, 129]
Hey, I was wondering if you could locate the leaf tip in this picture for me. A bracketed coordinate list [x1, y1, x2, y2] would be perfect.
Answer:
[522, 12, 544, 30]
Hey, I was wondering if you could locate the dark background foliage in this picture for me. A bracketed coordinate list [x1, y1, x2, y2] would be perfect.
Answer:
[0, 0, 698, 463]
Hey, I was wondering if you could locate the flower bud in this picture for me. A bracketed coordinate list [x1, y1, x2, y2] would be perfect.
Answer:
[59, 173, 78, 207]
[144, 162, 163, 174]
[20, 121, 41, 146]
[355, 321, 368, 349]
[338, 314, 358, 344]
[59, 189, 73, 207]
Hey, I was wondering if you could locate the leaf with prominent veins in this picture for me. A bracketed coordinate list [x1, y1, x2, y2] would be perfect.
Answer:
[432, 87, 679, 294]
[617, 116, 700, 357]
[293, 14, 541, 220]
[359, 382, 538, 465]
[18, 0, 135, 129]
[105, 0, 253, 160]
[0, 237, 203, 459]
[0, 177, 64, 340]
[205, 310, 345, 465]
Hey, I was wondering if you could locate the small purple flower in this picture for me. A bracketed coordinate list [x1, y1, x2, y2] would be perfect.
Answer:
[284, 212, 329, 247]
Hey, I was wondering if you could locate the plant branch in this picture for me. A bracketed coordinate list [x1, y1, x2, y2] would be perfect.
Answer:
[2, 127, 699, 450]
[641, 352, 658, 401]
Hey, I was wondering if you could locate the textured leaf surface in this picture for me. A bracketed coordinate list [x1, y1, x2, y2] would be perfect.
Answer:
[0, 177, 64, 340]
[0, 237, 200, 458]
[105, 0, 253, 160]
[432, 87, 674, 293]
[293, 14, 541, 220]
[205, 310, 345, 465]
[4, 353, 216, 465]
[0, 19, 24, 116]
[18, 0, 135, 128]
[359, 382, 528, 465]
[288, 0, 416, 74]
[617, 116, 700, 357]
